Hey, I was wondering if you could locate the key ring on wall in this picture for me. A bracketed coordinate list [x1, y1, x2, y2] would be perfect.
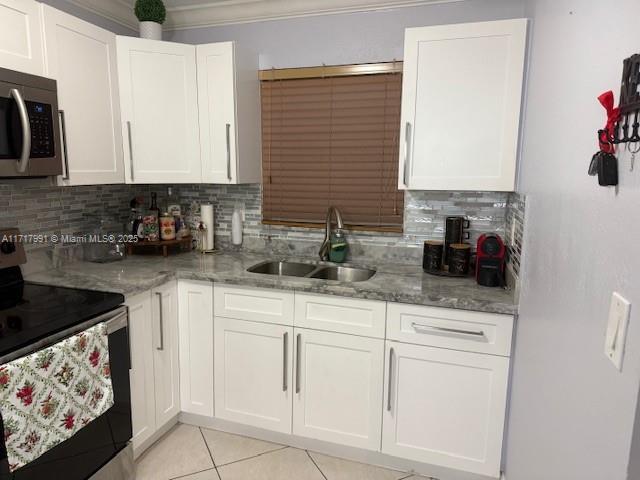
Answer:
[626, 141, 640, 172]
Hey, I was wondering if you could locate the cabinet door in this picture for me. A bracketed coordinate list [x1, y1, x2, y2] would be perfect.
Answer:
[293, 329, 384, 451]
[197, 42, 237, 184]
[116, 37, 201, 183]
[382, 341, 509, 478]
[399, 19, 526, 191]
[152, 281, 180, 427]
[126, 291, 156, 452]
[42, 5, 124, 185]
[0, 0, 44, 76]
[214, 317, 293, 433]
[178, 280, 214, 417]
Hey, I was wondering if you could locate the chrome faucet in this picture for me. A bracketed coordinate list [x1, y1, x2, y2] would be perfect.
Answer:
[319, 206, 344, 261]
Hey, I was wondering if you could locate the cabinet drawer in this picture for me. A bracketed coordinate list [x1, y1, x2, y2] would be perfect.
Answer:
[214, 285, 294, 326]
[295, 293, 386, 338]
[387, 303, 513, 356]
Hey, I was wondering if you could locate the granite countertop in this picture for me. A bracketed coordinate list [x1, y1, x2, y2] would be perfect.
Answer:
[25, 251, 518, 315]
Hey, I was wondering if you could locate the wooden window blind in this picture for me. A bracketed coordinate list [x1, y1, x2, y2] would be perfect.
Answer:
[261, 67, 404, 232]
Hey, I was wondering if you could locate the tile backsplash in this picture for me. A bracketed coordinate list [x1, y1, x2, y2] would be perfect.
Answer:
[0, 180, 525, 273]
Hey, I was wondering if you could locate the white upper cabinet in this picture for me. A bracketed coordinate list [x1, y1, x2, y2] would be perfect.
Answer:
[0, 0, 44, 75]
[399, 19, 527, 191]
[41, 5, 124, 185]
[116, 37, 201, 183]
[197, 42, 261, 184]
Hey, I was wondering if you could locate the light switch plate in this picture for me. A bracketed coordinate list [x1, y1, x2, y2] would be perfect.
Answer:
[604, 292, 631, 371]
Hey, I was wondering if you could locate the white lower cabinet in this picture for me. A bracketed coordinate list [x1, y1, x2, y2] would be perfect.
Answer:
[178, 280, 214, 416]
[382, 341, 509, 478]
[214, 316, 293, 433]
[126, 291, 156, 451]
[126, 281, 180, 455]
[151, 281, 180, 427]
[292, 329, 384, 450]
[184, 285, 513, 479]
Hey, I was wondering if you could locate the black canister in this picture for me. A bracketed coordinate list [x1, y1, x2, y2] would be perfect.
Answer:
[449, 243, 471, 275]
[423, 241, 444, 272]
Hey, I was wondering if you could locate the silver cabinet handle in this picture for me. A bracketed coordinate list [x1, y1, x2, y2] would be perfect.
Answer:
[225, 123, 232, 181]
[411, 322, 485, 338]
[127, 121, 134, 182]
[387, 347, 394, 412]
[403, 122, 411, 186]
[59, 110, 70, 180]
[155, 292, 164, 351]
[295, 333, 301, 394]
[282, 332, 288, 392]
[10, 88, 30, 173]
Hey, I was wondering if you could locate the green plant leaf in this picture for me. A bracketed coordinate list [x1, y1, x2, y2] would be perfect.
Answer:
[135, 0, 166, 24]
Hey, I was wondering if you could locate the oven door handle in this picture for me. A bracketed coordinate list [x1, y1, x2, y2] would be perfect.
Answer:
[10, 88, 31, 174]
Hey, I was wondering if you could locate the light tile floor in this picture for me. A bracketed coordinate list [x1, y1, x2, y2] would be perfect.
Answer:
[136, 424, 431, 480]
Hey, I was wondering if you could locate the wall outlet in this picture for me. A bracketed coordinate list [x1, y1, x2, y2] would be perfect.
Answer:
[604, 292, 631, 371]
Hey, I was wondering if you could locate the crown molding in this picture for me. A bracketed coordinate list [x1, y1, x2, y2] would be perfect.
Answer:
[68, 0, 465, 32]
[164, 0, 465, 30]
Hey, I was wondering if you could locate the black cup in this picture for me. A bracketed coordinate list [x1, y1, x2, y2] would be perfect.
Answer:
[449, 243, 471, 275]
[444, 216, 470, 266]
[423, 241, 444, 272]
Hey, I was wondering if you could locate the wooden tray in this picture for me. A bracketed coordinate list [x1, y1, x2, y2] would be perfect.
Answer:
[127, 236, 192, 257]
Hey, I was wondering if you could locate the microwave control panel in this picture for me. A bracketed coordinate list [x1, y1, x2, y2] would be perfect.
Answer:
[26, 101, 55, 158]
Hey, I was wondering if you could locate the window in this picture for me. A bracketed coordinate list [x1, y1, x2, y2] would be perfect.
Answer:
[260, 63, 404, 232]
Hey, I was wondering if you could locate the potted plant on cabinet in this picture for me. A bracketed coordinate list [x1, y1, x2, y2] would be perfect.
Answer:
[135, 0, 166, 40]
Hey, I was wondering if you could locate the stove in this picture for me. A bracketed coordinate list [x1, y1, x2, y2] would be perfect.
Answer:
[0, 229, 132, 480]
[0, 230, 125, 358]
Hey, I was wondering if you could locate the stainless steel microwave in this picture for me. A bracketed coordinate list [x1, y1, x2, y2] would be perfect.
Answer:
[0, 67, 62, 177]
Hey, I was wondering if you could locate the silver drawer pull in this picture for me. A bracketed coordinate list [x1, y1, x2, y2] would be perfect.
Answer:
[282, 331, 288, 392]
[156, 292, 164, 350]
[411, 322, 485, 338]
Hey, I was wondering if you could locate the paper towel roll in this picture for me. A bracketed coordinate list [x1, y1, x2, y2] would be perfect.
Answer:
[201, 204, 215, 251]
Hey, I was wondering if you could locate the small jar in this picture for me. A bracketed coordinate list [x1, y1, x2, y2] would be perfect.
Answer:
[143, 215, 159, 242]
[160, 213, 176, 241]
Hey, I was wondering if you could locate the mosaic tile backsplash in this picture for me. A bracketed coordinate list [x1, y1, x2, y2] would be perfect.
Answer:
[0, 180, 525, 272]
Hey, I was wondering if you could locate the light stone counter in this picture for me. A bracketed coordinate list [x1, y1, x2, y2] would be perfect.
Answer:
[26, 251, 517, 315]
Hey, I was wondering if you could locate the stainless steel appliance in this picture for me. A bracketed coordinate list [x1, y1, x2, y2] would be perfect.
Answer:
[0, 67, 62, 177]
[0, 229, 133, 479]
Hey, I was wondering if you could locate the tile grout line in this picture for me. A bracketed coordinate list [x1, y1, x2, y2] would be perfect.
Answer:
[170, 466, 220, 480]
[198, 427, 222, 480]
[214, 445, 290, 468]
[305, 450, 328, 480]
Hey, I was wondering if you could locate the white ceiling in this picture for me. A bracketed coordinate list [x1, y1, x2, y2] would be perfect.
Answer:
[70, 0, 463, 31]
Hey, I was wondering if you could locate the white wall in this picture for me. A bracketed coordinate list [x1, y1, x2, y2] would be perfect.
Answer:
[38, 0, 136, 35]
[167, 0, 525, 68]
[507, 1, 640, 479]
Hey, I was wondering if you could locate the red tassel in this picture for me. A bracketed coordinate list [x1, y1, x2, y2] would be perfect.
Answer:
[598, 91, 620, 153]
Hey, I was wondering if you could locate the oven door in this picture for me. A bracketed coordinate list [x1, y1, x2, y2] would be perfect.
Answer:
[0, 81, 62, 178]
[0, 307, 133, 479]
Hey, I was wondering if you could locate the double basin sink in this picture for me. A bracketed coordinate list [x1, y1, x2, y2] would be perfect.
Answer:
[247, 260, 376, 283]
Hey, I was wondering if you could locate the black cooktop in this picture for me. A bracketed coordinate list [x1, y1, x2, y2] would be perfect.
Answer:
[0, 281, 125, 359]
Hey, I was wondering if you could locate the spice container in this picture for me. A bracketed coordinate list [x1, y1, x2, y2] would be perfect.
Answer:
[160, 213, 176, 241]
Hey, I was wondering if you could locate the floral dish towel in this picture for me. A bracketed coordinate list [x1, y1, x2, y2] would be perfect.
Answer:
[0, 322, 114, 472]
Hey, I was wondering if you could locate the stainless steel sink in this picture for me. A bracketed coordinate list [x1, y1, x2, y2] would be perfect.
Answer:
[247, 261, 317, 277]
[309, 266, 376, 282]
[247, 260, 376, 282]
